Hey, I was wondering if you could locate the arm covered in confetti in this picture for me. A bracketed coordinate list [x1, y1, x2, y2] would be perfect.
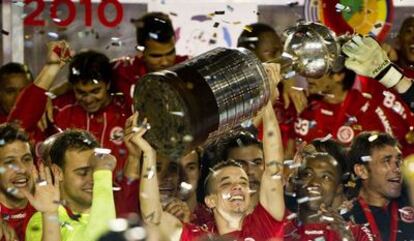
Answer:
[260, 100, 285, 221]
[133, 115, 183, 241]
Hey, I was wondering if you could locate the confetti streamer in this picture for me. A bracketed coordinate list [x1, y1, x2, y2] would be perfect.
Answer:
[94, 148, 111, 154]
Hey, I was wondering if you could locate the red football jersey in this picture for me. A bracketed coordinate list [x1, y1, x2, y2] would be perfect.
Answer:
[293, 86, 414, 156]
[9, 84, 131, 175]
[180, 204, 284, 241]
[284, 221, 373, 241]
[0, 203, 36, 241]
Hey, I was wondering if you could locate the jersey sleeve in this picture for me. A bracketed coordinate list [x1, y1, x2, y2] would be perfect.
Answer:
[8, 84, 48, 131]
[24, 211, 42, 241]
[71, 170, 116, 241]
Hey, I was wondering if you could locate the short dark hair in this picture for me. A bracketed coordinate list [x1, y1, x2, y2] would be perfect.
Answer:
[68, 51, 112, 85]
[349, 131, 399, 168]
[237, 23, 278, 50]
[0, 123, 30, 146]
[203, 160, 243, 196]
[222, 131, 262, 160]
[0, 62, 33, 84]
[135, 12, 174, 47]
[49, 129, 99, 168]
[311, 139, 348, 179]
[399, 16, 414, 35]
[300, 152, 342, 183]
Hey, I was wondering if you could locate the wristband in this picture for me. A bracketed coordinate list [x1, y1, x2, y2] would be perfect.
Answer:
[377, 64, 403, 88]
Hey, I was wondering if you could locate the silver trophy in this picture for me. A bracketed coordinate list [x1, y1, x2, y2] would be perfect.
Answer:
[134, 22, 341, 159]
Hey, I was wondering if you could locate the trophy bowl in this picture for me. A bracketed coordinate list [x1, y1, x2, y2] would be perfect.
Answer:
[281, 22, 341, 78]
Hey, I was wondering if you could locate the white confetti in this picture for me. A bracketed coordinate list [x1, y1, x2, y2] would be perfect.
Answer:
[47, 32, 59, 39]
[149, 32, 158, 40]
[222, 193, 231, 200]
[180, 182, 193, 191]
[335, 3, 351, 12]
[71, 68, 80, 75]
[368, 134, 378, 142]
[45, 92, 57, 99]
[241, 119, 253, 128]
[321, 134, 333, 142]
[287, 212, 298, 220]
[108, 218, 128, 232]
[124, 226, 147, 240]
[169, 111, 184, 117]
[361, 156, 372, 162]
[321, 215, 334, 222]
[297, 196, 310, 204]
[94, 148, 111, 154]
[183, 135, 193, 142]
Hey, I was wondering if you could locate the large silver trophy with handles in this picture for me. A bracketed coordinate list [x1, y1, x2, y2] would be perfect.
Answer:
[134, 22, 341, 159]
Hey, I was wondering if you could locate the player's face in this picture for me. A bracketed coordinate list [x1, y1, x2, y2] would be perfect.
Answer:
[297, 155, 340, 211]
[0, 73, 30, 114]
[157, 155, 179, 206]
[363, 145, 403, 200]
[399, 18, 414, 64]
[0, 140, 34, 203]
[143, 38, 176, 72]
[209, 166, 251, 215]
[306, 74, 333, 95]
[179, 151, 200, 200]
[255, 32, 283, 62]
[72, 81, 111, 113]
[227, 145, 264, 194]
[60, 149, 94, 211]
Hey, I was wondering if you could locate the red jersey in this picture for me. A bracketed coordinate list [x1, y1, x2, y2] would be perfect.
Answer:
[284, 221, 373, 241]
[114, 177, 140, 218]
[293, 87, 414, 156]
[180, 204, 284, 241]
[0, 111, 7, 124]
[190, 203, 214, 226]
[0, 203, 36, 241]
[9, 84, 131, 175]
[111, 55, 188, 107]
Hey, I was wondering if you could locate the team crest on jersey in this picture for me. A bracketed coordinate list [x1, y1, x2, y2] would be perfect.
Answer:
[110, 126, 124, 145]
[399, 206, 414, 223]
[337, 126, 354, 143]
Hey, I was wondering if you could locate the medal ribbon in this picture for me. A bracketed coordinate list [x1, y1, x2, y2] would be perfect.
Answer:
[358, 197, 398, 241]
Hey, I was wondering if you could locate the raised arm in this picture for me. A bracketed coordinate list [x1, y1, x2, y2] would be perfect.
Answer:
[74, 153, 117, 241]
[8, 41, 70, 130]
[259, 63, 285, 221]
[131, 113, 183, 241]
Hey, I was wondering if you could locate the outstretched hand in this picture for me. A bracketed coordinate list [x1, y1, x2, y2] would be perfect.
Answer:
[21, 163, 60, 214]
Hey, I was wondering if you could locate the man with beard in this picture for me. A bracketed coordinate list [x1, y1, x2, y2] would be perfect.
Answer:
[0, 123, 36, 241]
[344, 131, 414, 240]
[284, 152, 373, 240]
[135, 97, 285, 240]
[25, 129, 117, 241]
